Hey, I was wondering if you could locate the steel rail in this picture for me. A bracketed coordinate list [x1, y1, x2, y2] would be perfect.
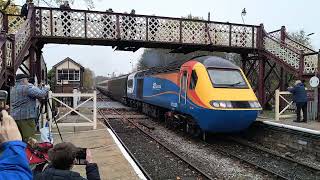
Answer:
[99, 105, 217, 180]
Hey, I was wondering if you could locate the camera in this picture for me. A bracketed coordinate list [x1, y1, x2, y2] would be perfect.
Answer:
[0, 90, 8, 120]
[75, 148, 87, 165]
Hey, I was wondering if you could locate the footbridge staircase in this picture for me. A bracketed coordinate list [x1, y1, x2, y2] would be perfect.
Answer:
[0, 4, 318, 108]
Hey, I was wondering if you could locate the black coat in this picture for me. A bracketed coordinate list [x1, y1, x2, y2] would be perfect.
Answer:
[21, 4, 28, 17]
[34, 163, 101, 180]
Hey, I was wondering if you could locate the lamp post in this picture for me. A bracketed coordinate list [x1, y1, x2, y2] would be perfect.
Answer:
[241, 8, 246, 24]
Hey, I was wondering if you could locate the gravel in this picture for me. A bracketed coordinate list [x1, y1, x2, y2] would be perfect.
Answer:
[135, 118, 270, 180]
[107, 118, 211, 180]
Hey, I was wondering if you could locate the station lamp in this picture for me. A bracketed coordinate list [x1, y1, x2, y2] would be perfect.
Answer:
[241, 8, 246, 24]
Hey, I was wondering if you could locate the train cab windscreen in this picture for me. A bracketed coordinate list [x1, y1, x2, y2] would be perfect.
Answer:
[208, 69, 248, 88]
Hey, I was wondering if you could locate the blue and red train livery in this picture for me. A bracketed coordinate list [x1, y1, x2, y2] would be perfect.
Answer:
[97, 56, 261, 134]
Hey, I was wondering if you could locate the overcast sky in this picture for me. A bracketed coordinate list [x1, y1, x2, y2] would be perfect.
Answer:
[16, 0, 320, 76]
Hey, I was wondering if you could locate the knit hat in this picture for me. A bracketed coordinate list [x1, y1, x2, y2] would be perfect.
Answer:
[294, 80, 302, 85]
[16, 74, 29, 81]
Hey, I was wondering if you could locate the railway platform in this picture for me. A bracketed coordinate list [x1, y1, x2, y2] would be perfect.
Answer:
[257, 116, 320, 135]
[50, 109, 146, 180]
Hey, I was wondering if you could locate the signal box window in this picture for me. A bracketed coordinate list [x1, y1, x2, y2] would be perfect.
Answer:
[189, 70, 198, 89]
[57, 69, 80, 82]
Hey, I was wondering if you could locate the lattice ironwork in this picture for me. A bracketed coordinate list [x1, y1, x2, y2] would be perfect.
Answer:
[304, 54, 318, 74]
[35, 9, 52, 36]
[182, 21, 208, 44]
[148, 18, 180, 43]
[0, 12, 3, 32]
[86, 13, 117, 39]
[8, 15, 26, 34]
[15, 19, 31, 59]
[268, 30, 281, 40]
[207, 23, 229, 46]
[5, 40, 12, 67]
[51, 10, 85, 38]
[0, 43, 3, 73]
[285, 38, 314, 53]
[119, 15, 146, 41]
[264, 36, 300, 70]
[231, 25, 253, 47]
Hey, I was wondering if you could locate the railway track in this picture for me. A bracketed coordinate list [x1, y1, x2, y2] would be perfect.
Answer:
[204, 136, 320, 180]
[97, 93, 320, 179]
[97, 97, 217, 179]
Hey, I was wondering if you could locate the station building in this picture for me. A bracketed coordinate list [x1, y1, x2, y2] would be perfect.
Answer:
[51, 57, 84, 93]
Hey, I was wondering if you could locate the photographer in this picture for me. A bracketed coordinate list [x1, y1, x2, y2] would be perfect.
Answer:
[0, 110, 33, 180]
[35, 142, 101, 180]
[10, 74, 49, 141]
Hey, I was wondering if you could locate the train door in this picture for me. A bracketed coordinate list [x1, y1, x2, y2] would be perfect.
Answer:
[137, 78, 144, 100]
[179, 71, 188, 111]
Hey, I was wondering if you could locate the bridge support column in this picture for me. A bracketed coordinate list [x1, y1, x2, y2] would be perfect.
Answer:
[29, 46, 36, 81]
[35, 49, 43, 84]
[258, 58, 266, 108]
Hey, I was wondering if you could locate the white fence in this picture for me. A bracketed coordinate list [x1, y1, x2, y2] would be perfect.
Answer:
[48, 90, 97, 129]
[275, 89, 317, 121]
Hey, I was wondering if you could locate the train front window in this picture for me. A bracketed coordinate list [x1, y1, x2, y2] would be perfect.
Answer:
[208, 69, 248, 88]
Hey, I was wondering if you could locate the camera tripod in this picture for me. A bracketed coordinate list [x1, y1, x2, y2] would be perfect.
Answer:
[37, 99, 63, 142]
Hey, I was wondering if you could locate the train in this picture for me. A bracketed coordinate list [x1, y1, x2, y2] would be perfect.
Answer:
[97, 56, 261, 136]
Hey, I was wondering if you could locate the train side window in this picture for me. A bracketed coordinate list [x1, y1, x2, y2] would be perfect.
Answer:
[128, 79, 133, 88]
[189, 70, 198, 89]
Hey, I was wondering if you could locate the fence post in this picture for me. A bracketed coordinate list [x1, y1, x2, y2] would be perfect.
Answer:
[73, 88, 78, 109]
[93, 90, 97, 129]
[48, 91, 53, 133]
[275, 89, 280, 121]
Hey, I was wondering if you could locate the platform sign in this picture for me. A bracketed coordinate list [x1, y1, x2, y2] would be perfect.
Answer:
[309, 76, 319, 88]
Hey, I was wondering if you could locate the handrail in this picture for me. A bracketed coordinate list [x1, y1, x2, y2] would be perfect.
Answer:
[265, 35, 300, 55]
[34, 6, 260, 28]
[285, 34, 316, 53]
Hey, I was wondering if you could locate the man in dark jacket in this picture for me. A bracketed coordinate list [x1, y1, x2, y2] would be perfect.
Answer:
[35, 142, 100, 180]
[288, 80, 308, 123]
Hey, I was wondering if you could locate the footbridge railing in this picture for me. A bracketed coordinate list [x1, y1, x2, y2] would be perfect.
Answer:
[34, 7, 259, 49]
[268, 28, 318, 75]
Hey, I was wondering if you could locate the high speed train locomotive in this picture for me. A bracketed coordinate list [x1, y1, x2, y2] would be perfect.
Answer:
[97, 56, 261, 135]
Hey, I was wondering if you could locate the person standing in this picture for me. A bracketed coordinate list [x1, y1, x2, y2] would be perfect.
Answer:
[10, 74, 49, 141]
[288, 80, 308, 123]
[59, 1, 71, 36]
[21, 0, 29, 18]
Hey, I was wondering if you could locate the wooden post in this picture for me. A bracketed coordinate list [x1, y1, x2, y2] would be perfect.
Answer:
[275, 89, 280, 121]
[48, 91, 53, 137]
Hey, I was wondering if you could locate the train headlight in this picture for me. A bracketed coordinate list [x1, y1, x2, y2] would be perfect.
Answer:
[219, 102, 227, 108]
[210, 101, 233, 108]
[211, 101, 220, 108]
[249, 101, 261, 108]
